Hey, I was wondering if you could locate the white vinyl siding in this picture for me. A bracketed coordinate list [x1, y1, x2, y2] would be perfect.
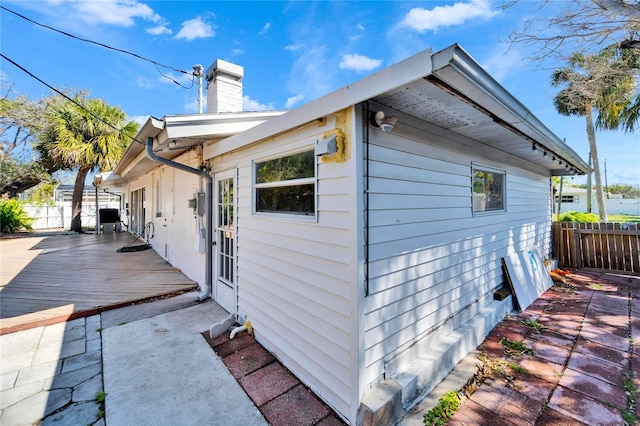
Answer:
[363, 125, 552, 384]
[211, 115, 355, 418]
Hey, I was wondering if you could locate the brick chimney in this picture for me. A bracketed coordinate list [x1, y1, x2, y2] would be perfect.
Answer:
[205, 59, 244, 113]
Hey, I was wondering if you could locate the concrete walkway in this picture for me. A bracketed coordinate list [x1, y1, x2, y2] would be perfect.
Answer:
[0, 293, 267, 426]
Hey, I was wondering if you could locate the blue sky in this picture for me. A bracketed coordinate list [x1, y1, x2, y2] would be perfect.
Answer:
[2, 0, 638, 185]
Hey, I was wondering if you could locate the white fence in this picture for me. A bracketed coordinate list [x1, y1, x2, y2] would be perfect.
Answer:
[24, 202, 121, 230]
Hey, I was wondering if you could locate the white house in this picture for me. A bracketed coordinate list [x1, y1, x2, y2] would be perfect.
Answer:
[556, 186, 640, 216]
[95, 45, 590, 425]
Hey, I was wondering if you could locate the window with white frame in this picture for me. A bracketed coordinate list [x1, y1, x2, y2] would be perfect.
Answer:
[254, 149, 315, 216]
[472, 165, 505, 213]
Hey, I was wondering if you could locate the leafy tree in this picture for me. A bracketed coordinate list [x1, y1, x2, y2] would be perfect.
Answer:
[37, 94, 138, 232]
[0, 83, 61, 196]
[551, 46, 638, 221]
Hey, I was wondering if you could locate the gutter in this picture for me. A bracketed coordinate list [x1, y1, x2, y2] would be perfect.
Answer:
[145, 137, 213, 301]
[430, 44, 591, 174]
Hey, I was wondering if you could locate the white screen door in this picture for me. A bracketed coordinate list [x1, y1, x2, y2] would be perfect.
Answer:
[214, 170, 236, 314]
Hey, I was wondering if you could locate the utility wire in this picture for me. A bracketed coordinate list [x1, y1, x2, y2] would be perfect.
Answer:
[1, 5, 195, 89]
[1, 53, 145, 146]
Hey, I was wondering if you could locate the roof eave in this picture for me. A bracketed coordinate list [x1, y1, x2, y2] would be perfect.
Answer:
[431, 44, 590, 175]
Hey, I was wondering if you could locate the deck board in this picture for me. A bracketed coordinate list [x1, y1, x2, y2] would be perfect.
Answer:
[0, 232, 197, 334]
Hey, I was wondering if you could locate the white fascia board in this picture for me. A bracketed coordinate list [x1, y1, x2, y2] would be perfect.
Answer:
[163, 111, 286, 142]
[113, 116, 164, 174]
[431, 44, 590, 174]
[206, 49, 434, 158]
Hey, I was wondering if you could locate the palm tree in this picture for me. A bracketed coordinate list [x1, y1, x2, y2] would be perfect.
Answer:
[38, 94, 138, 232]
[551, 46, 638, 222]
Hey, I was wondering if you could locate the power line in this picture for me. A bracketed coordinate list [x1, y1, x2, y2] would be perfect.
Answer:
[1, 53, 145, 146]
[0, 5, 195, 89]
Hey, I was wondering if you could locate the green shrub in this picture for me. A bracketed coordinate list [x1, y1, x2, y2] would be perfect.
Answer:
[0, 198, 33, 233]
[558, 211, 599, 223]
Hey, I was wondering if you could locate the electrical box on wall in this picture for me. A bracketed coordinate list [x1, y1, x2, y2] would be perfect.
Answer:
[188, 198, 197, 209]
[197, 192, 206, 216]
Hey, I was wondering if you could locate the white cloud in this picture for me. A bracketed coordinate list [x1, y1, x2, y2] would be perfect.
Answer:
[231, 49, 244, 56]
[339, 54, 382, 72]
[74, 0, 159, 26]
[284, 44, 304, 52]
[175, 16, 215, 41]
[243, 96, 274, 111]
[147, 25, 172, 36]
[284, 94, 304, 109]
[259, 22, 271, 35]
[401, 0, 498, 33]
[349, 23, 365, 41]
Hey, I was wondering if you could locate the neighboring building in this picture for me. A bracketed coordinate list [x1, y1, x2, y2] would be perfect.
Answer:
[95, 45, 589, 425]
[556, 186, 640, 216]
[22, 184, 121, 229]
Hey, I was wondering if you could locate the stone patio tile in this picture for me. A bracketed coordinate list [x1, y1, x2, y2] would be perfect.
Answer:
[41, 400, 100, 426]
[510, 374, 555, 403]
[60, 349, 101, 374]
[261, 384, 329, 426]
[448, 399, 520, 426]
[535, 407, 589, 425]
[33, 338, 86, 365]
[589, 296, 630, 315]
[470, 382, 542, 425]
[222, 342, 276, 379]
[211, 332, 256, 358]
[526, 329, 575, 348]
[15, 359, 63, 386]
[511, 358, 562, 384]
[499, 318, 533, 335]
[548, 385, 622, 426]
[240, 361, 300, 407]
[71, 373, 103, 403]
[0, 326, 42, 358]
[537, 317, 582, 335]
[0, 388, 71, 426]
[49, 363, 102, 389]
[558, 368, 627, 410]
[0, 371, 17, 392]
[478, 339, 504, 358]
[574, 337, 629, 365]
[0, 379, 44, 410]
[524, 338, 571, 365]
[486, 324, 527, 343]
[579, 326, 630, 352]
[566, 352, 626, 387]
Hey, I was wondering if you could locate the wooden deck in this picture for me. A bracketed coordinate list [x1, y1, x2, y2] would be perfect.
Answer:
[0, 231, 198, 334]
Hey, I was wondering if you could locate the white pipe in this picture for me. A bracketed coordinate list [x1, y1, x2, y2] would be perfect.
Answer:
[229, 325, 247, 339]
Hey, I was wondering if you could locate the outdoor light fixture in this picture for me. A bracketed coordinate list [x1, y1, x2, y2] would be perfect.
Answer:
[373, 111, 398, 132]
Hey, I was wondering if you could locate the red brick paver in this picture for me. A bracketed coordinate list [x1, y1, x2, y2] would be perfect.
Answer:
[448, 270, 638, 426]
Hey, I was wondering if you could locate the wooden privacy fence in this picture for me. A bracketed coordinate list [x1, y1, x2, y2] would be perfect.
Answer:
[553, 222, 640, 273]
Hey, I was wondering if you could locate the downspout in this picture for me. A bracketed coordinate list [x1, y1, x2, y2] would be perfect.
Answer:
[145, 137, 213, 301]
[362, 102, 370, 296]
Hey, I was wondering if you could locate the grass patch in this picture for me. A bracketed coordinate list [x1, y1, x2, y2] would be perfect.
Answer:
[95, 390, 107, 403]
[622, 377, 637, 424]
[424, 391, 461, 426]
[500, 337, 534, 357]
[508, 362, 531, 375]
[589, 283, 603, 289]
[519, 319, 548, 333]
